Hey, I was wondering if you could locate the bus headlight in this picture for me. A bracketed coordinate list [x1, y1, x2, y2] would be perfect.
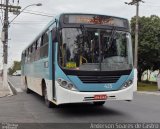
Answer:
[121, 79, 133, 89]
[61, 80, 67, 87]
[57, 78, 78, 91]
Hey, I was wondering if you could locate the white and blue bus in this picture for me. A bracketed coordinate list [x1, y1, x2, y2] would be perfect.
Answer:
[21, 13, 134, 108]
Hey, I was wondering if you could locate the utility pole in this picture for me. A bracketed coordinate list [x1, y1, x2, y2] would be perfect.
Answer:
[0, 1, 41, 90]
[2, 0, 9, 89]
[125, 0, 144, 68]
[134, 1, 139, 69]
[125, 0, 144, 91]
[0, 0, 21, 89]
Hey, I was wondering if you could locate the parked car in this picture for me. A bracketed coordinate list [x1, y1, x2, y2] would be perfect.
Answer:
[12, 70, 21, 76]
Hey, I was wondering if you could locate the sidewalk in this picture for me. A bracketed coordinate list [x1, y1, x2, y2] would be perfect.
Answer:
[0, 77, 12, 98]
[137, 91, 160, 96]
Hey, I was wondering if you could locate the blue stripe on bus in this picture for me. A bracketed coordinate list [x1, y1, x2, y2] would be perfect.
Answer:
[67, 75, 127, 91]
[23, 58, 49, 79]
[55, 64, 133, 91]
[68, 70, 134, 91]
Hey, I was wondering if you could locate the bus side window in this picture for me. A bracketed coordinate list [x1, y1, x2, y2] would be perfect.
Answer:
[34, 41, 38, 61]
[29, 47, 32, 63]
[42, 32, 49, 45]
[35, 38, 41, 61]
[30, 46, 33, 62]
[24, 51, 26, 58]
[21, 51, 25, 64]
[32, 43, 36, 52]
[31, 43, 36, 62]
[27, 48, 30, 62]
[52, 29, 57, 42]
[40, 31, 49, 58]
[35, 41, 38, 50]
[24, 50, 27, 64]
[37, 38, 41, 49]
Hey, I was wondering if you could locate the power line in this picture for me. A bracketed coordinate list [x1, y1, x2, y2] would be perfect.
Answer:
[11, 20, 49, 24]
[142, 4, 160, 8]
[12, 21, 49, 23]
[12, 22, 48, 24]
[25, 9, 55, 16]
[145, 1, 160, 5]
[12, 20, 49, 22]
[22, 11, 54, 17]
[9, 11, 54, 24]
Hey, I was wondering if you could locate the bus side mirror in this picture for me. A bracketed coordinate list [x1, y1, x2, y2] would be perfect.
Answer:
[52, 30, 57, 43]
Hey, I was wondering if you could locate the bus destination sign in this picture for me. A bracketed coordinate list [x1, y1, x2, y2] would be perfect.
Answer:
[64, 14, 128, 28]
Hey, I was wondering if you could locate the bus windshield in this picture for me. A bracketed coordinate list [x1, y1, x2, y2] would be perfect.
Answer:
[58, 28, 133, 71]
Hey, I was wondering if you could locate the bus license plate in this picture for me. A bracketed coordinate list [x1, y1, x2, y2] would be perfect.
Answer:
[94, 95, 107, 100]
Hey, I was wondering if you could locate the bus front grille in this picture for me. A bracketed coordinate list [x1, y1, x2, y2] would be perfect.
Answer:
[78, 76, 120, 83]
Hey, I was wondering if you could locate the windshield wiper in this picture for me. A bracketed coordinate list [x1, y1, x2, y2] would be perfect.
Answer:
[79, 24, 89, 54]
[98, 30, 102, 71]
[106, 26, 117, 51]
[80, 24, 87, 36]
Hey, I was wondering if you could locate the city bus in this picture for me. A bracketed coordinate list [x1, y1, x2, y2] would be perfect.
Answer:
[21, 13, 134, 108]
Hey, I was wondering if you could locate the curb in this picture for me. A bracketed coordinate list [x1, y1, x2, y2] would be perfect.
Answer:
[0, 78, 14, 97]
[0, 94, 13, 98]
[0, 94, 8, 98]
[137, 91, 160, 96]
[8, 80, 17, 95]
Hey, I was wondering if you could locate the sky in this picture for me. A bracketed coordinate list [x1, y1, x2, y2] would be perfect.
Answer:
[0, 0, 160, 69]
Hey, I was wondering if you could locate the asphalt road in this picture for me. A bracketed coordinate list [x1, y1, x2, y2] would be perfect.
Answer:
[0, 76, 160, 124]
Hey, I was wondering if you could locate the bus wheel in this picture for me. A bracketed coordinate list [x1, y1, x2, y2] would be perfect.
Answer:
[43, 84, 53, 108]
[25, 78, 31, 94]
[93, 101, 105, 106]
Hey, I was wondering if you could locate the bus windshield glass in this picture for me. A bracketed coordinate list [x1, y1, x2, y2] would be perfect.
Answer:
[58, 28, 133, 71]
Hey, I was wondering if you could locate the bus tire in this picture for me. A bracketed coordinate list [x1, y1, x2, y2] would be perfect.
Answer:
[25, 77, 31, 94]
[43, 82, 53, 108]
[93, 101, 105, 106]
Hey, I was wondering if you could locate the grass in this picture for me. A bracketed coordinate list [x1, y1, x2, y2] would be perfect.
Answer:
[138, 82, 158, 91]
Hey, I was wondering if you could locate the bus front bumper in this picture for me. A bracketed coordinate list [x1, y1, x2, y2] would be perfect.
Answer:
[54, 83, 134, 105]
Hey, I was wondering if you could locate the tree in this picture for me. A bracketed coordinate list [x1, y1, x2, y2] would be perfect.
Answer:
[8, 61, 21, 75]
[8, 67, 14, 75]
[131, 15, 160, 81]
